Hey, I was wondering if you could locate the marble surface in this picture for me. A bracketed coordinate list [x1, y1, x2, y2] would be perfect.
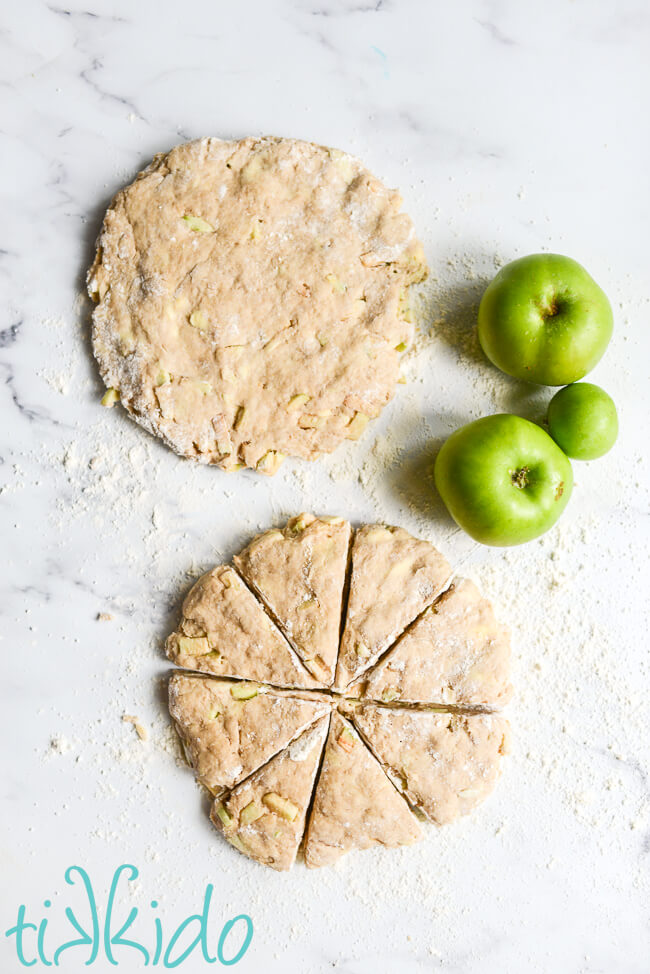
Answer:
[1, 1, 649, 971]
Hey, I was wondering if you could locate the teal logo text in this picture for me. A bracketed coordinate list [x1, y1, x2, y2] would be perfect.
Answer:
[5, 864, 253, 967]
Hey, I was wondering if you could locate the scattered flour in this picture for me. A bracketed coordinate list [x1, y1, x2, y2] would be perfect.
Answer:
[3, 234, 647, 969]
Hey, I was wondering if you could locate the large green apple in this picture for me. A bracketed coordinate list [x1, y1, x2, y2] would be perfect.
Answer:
[434, 414, 573, 546]
[477, 254, 613, 385]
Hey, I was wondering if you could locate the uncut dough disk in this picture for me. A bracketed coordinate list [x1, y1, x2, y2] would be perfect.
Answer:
[88, 136, 427, 473]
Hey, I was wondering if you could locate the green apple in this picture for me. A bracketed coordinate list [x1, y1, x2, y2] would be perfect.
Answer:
[547, 382, 618, 460]
[478, 254, 613, 385]
[434, 414, 573, 546]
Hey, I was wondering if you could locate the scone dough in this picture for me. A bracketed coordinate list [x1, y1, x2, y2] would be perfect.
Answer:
[88, 136, 427, 472]
[234, 514, 351, 685]
[166, 516, 513, 870]
[360, 578, 513, 708]
[335, 524, 451, 690]
[351, 704, 510, 825]
[168, 673, 330, 794]
[303, 712, 420, 868]
[211, 717, 329, 872]
[165, 565, 321, 690]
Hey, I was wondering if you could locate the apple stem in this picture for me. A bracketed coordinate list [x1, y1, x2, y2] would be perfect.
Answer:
[511, 466, 530, 489]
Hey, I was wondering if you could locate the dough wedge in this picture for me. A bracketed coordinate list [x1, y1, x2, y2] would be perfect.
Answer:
[303, 712, 421, 868]
[169, 672, 330, 795]
[350, 704, 510, 825]
[335, 524, 451, 690]
[165, 565, 321, 689]
[360, 578, 513, 708]
[234, 514, 351, 686]
[211, 717, 329, 871]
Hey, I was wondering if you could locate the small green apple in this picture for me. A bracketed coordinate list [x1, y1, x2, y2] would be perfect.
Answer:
[478, 254, 613, 385]
[434, 414, 573, 546]
[547, 382, 618, 460]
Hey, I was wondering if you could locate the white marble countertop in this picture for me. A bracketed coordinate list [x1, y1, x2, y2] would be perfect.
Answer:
[2, 1, 649, 971]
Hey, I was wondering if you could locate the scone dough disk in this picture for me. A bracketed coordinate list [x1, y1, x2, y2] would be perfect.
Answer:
[88, 136, 427, 472]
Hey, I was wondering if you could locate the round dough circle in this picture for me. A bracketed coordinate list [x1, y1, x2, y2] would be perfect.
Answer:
[166, 515, 512, 871]
[88, 137, 427, 473]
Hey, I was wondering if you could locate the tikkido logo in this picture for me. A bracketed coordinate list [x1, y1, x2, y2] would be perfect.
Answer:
[4, 865, 254, 968]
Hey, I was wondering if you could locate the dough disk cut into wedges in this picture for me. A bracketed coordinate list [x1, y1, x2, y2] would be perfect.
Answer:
[87, 136, 427, 473]
[168, 672, 330, 795]
[303, 712, 421, 869]
[350, 704, 510, 826]
[359, 578, 513, 708]
[334, 524, 451, 691]
[234, 514, 351, 685]
[166, 516, 513, 870]
[165, 565, 321, 690]
[211, 716, 329, 871]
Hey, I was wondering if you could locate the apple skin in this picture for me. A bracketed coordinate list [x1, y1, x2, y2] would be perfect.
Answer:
[547, 382, 618, 460]
[434, 414, 573, 546]
[477, 254, 613, 385]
